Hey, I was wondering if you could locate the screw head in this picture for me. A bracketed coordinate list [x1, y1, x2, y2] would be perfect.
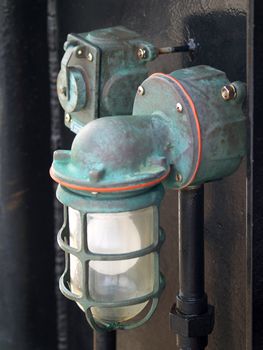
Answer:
[221, 84, 237, 101]
[76, 48, 83, 57]
[87, 53, 93, 62]
[176, 102, 183, 113]
[137, 48, 147, 59]
[65, 113, 71, 123]
[175, 173, 183, 182]
[137, 85, 145, 96]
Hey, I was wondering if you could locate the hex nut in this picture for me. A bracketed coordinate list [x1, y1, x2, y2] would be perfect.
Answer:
[87, 53, 93, 62]
[137, 48, 147, 59]
[175, 173, 183, 182]
[221, 84, 237, 101]
[65, 113, 71, 123]
[176, 102, 183, 113]
[170, 305, 215, 337]
[137, 85, 145, 96]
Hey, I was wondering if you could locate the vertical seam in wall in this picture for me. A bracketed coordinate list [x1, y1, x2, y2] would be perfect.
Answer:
[246, 0, 253, 349]
[47, 0, 68, 349]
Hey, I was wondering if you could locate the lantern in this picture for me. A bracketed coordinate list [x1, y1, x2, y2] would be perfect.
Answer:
[50, 130, 166, 330]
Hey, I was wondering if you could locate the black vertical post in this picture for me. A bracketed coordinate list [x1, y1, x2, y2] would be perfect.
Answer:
[0, 0, 57, 349]
[94, 331, 116, 350]
[170, 186, 214, 350]
[250, 0, 263, 349]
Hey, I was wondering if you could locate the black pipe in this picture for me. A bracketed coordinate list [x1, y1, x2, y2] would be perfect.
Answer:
[94, 331, 116, 350]
[0, 1, 57, 349]
[178, 186, 206, 314]
[170, 186, 214, 350]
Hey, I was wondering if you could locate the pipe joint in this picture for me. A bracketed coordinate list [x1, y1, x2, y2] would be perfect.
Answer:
[170, 304, 215, 338]
[176, 294, 208, 315]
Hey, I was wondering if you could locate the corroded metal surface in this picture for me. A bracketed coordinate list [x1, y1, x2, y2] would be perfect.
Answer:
[134, 66, 246, 188]
[57, 27, 155, 133]
[56, 1, 248, 349]
[52, 65, 246, 192]
[51, 62, 246, 342]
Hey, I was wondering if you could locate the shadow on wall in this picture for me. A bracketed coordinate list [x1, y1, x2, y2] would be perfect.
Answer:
[184, 11, 247, 350]
[184, 11, 246, 81]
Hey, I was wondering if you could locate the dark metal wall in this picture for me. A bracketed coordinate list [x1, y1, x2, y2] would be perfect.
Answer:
[55, 1, 249, 350]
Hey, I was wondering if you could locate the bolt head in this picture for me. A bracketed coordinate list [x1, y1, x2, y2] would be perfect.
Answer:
[87, 53, 93, 62]
[221, 84, 237, 101]
[176, 102, 183, 113]
[175, 173, 183, 182]
[137, 85, 145, 96]
[137, 48, 147, 59]
[65, 113, 71, 123]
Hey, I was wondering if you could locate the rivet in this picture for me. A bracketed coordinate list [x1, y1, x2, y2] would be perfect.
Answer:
[221, 84, 237, 101]
[91, 191, 98, 195]
[65, 113, 71, 123]
[175, 173, 183, 182]
[176, 102, 183, 113]
[137, 48, 147, 59]
[137, 85, 145, 96]
[87, 53, 93, 62]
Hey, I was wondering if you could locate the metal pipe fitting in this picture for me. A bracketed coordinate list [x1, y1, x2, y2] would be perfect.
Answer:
[170, 186, 214, 350]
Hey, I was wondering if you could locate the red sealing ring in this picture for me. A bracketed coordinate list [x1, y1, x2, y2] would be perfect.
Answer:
[151, 73, 202, 188]
[50, 167, 170, 193]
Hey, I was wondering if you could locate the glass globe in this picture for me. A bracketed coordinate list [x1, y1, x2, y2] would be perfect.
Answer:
[68, 206, 158, 324]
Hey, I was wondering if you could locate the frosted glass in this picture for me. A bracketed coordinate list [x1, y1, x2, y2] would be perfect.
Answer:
[68, 206, 158, 322]
[68, 207, 82, 296]
[87, 207, 157, 276]
[70, 255, 83, 296]
[91, 303, 148, 324]
[68, 207, 81, 249]
[89, 253, 155, 323]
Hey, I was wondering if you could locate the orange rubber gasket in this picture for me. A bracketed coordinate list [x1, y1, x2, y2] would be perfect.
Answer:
[151, 73, 202, 188]
[50, 167, 170, 193]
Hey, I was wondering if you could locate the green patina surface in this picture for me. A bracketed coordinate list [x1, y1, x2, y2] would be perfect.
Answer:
[57, 26, 157, 133]
[56, 183, 164, 213]
[53, 66, 246, 191]
[52, 27, 247, 332]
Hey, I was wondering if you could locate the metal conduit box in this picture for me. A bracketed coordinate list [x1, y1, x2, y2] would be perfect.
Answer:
[57, 26, 157, 133]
